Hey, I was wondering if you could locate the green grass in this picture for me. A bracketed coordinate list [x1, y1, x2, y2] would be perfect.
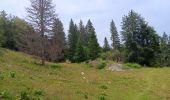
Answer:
[0, 48, 170, 100]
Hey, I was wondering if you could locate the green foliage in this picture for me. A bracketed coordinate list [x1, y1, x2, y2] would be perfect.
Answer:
[19, 88, 43, 100]
[0, 90, 12, 99]
[74, 40, 87, 63]
[97, 62, 106, 69]
[103, 37, 110, 52]
[110, 20, 120, 49]
[124, 63, 141, 69]
[50, 64, 62, 69]
[86, 20, 100, 60]
[121, 10, 160, 66]
[67, 19, 79, 62]
[99, 93, 107, 100]
[100, 50, 124, 62]
[84, 94, 88, 99]
[9, 71, 15, 78]
[100, 85, 108, 90]
[19, 90, 30, 100]
[33, 89, 43, 96]
[0, 73, 4, 80]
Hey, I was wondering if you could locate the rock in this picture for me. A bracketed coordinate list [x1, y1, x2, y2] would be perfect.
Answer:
[106, 63, 124, 71]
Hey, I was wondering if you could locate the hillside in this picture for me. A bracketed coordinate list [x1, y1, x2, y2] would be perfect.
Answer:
[0, 48, 170, 100]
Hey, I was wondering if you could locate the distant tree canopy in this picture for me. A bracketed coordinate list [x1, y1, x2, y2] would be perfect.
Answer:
[0, 8, 170, 67]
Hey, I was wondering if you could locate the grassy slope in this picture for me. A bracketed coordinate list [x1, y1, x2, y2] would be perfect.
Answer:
[0, 48, 170, 100]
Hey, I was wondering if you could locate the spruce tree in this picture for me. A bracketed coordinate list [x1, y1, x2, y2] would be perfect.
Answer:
[110, 20, 120, 49]
[103, 37, 110, 52]
[50, 18, 66, 61]
[167, 35, 170, 66]
[68, 19, 78, 62]
[86, 20, 100, 60]
[160, 32, 169, 66]
[121, 10, 160, 66]
[79, 20, 88, 46]
[74, 39, 87, 62]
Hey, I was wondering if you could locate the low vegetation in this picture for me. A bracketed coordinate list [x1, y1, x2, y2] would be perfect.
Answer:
[0, 48, 170, 100]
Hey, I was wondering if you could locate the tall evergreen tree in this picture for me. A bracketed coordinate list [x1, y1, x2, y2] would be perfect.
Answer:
[103, 37, 110, 52]
[79, 20, 88, 46]
[74, 39, 87, 62]
[86, 20, 100, 60]
[160, 32, 169, 66]
[121, 10, 160, 66]
[49, 18, 66, 61]
[67, 19, 78, 62]
[0, 11, 16, 50]
[167, 35, 170, 66]
[110, 20, 120, 49]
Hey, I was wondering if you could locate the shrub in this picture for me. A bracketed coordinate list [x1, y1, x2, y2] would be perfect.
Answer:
[9, 72, 15, 78]
[50, 64, 62, 69]
[84, 94, 88, 99]
[0, 90, 11, 99]
[0, 73, 4, 80]
[19, 90, 30, 100]
[97, 62, 106, 69]
[100, 85, 108, 90]
[33, 89, 43, 96]
[124, 63, 141, 69]
[99, 93, 107, 100]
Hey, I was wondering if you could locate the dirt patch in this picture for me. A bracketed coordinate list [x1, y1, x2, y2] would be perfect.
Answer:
[106, 63, 124, 71]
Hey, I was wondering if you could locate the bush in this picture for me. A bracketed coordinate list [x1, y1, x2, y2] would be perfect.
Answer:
[19, 89, 43, 100]
[124, 63, 141, 69]
[100, 85, 108, 90]
[19, 90, 30, 100]
[0, 73, 4, 80]
[0, 90, 11, 99]
[84, 94, 88, 99]
[99, 93, 107, 100]
[9, 72, 15, 78]
[50, 64, 62, 69]
[33, 89, 43, 96]
[97, 62, 106, 69]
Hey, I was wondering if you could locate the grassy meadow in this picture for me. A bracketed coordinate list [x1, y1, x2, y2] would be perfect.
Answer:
[0, 48, 170, 100]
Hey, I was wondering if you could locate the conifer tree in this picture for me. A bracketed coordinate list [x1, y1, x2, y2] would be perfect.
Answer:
[79, 20, 88, 46]
[86, 20, 100, 60]
[74, 39, 87, 62]
[160, 32, 169, 66]
[49, 18, 66, 61]
[103, 37, 110, 52]
[121, 10, 160, 66]
[68, 19, 78, 62]
[110, 20, 120, 49]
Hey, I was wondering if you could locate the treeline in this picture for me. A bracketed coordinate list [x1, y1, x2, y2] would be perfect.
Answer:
[0, 1, 170, 67]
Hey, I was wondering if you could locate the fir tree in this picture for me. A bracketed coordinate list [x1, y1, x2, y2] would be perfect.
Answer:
[86, 20, 100, 60]
[79, 20, 88, 46]
[110, 20, 120, 49]
[50, 18, 66, 61]
[67, 19, 78, 62]
[74, 39, 87, 62]
[121, 10, 160, 66]
[103, 37, 110, 52]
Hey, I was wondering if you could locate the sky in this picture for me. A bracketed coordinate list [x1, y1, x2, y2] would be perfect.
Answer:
[0, 0, 170, 46]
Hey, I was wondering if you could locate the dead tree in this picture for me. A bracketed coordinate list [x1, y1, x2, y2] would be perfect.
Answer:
[26, 0, 56, 65]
